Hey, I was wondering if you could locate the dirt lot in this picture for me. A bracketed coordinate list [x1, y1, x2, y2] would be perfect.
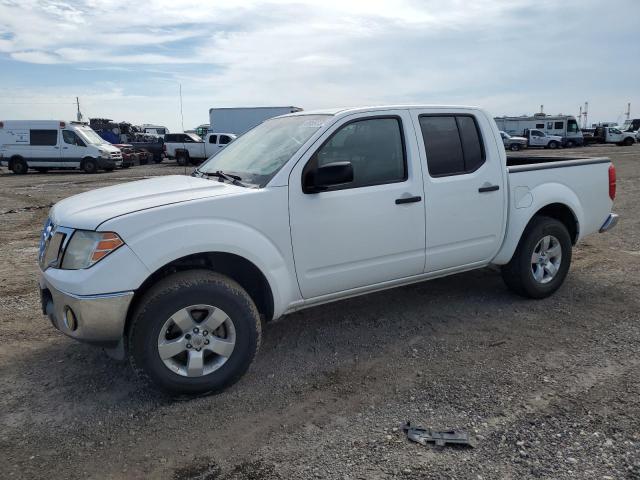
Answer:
[0, 145, 639, 480]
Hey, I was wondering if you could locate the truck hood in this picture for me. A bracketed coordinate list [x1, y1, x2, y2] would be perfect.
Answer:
[50, 175, 243, 230]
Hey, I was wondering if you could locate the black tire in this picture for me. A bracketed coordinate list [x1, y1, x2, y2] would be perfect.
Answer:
[176, 151, 188, 166]
[623, 137, 634, 146]
[82, 158, 98, 174]
[565, 140, 574, 148]
[104, 166, 115, 172]
[501, 216, 572, 299]
[140, 149, 151, 165]
[128, 270, 261, 395]
[510, 143, 521, 151]
[547, 141, 558, 149]
[10, 157, 28, 175]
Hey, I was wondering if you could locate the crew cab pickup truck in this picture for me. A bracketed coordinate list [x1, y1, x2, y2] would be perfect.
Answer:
[523, 128, 564, 149]
[583, 126, 636, 146]
[164, 132, 237, 165]
[38, 105, 619, 395]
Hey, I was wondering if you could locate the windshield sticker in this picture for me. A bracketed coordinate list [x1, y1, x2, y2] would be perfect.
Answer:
[300, 119, 327, 128]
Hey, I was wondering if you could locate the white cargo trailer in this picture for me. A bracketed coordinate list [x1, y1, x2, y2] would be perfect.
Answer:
[494, 114, 583, 147]
[208, 106, 302, 136]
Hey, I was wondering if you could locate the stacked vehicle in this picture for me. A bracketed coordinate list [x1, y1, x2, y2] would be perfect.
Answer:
[90, 118, 165, 163]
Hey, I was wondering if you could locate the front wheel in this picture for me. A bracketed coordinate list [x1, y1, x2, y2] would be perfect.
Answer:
[623, 137, 634, 146]
[129, 270, 261, 395]
[11, 157, 28, 175]
[176, 152, 188, 166]
[565, 140, 575, 148]
[547, 141, 559, 149]
[510, 143, 521, 151]
[501, 216, 572, 299]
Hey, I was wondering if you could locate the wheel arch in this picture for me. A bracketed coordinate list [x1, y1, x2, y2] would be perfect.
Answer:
[492, 187, 582, 265]
[124, 251, 275, 342]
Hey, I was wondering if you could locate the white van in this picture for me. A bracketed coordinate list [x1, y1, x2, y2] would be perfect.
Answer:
[0, 120, 122, 174]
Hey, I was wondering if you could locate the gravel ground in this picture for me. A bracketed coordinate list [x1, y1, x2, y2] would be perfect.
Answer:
[0, 145, 638, 479]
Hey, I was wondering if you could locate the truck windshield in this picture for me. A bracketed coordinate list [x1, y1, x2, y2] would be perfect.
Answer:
[77, 128, 107, 145]
[567, 119, 579, 133]
[199, 114, 331, 186]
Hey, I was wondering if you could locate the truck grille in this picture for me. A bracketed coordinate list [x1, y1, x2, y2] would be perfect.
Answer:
[111, 151, 123, 160]
[39, 219, 73, 270]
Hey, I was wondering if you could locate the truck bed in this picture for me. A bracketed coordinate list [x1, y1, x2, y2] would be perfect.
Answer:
[506, 156, 610, 172]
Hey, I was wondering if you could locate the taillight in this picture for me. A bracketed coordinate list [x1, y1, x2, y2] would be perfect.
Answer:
[608, 164, 616, 201]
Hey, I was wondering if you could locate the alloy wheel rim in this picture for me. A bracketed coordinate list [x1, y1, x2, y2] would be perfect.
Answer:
[157, 304, 236, 377]
[531, 235, 562, 284]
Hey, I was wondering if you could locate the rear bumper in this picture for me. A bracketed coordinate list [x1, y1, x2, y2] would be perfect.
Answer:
[39, 273, 133, 347]
[599, 213, 619, 233]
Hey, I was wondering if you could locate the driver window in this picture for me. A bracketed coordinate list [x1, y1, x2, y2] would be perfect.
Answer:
[62, 130, 85, 146]
[310, 117, 406, 189]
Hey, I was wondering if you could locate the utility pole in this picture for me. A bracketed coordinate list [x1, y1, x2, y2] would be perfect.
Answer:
[626, 103, 631, 121]
[579, 105, 582, 125]
[76, 97, 83, 122]
[583, 101, 589, 128]
[540, 104, 544, 114]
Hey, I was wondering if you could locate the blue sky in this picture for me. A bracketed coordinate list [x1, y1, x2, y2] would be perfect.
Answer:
[0, 0, 638, 131]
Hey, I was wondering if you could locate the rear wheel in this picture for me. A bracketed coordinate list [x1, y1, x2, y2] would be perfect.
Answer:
[510, 143, 521, 151]
[82, 158, 98, 174]
[10, 157, 28, 175]
[565, 140, 575, 148]
[547, 141, 558, 149]
[623, 137, 634, 146]
[501, 216, 572, 299]
[176, 151, 188, 166]
[129, 270, 261, 395]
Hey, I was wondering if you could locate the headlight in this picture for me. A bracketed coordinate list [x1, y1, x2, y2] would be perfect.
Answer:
[61, 231, 124, 270]
[99, 149, 110, 158]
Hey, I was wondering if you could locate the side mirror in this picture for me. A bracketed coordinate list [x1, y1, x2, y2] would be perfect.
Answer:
[304, 161, 354, 193]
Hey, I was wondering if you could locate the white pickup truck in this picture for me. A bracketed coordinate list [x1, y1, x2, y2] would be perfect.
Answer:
[164, 132, 237, 165]
[38, 105, 618, 395]
[523, 128, 564, 149]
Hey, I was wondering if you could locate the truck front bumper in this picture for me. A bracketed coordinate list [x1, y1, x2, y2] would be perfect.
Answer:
[599, 213, 619, 233]
[39, 274, 134, 347]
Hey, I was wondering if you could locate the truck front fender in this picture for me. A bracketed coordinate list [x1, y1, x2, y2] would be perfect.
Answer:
[492, 182, 584, 265]
[109, 217, 298, 319]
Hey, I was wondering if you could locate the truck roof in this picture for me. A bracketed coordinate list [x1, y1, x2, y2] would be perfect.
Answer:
[280, 105, 484, 118]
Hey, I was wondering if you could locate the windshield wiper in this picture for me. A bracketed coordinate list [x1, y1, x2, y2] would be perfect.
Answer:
[195, 169, 248, 187]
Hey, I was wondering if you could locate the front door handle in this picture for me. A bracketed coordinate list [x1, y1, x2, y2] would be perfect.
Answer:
[478, 185, 500, 193]
[395, 195, 422, 205]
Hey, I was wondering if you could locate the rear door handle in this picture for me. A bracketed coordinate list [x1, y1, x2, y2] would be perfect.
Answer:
[478, 185, 500, 193]
[395, 195, 422, 204]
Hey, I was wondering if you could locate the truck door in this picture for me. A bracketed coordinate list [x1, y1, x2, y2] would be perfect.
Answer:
[61, 129, 87, 167]
[411, 110, 505, 272]
[288, 111, 426, 298]
[529, 130, 545, 147]
[29, 128, 61, 167]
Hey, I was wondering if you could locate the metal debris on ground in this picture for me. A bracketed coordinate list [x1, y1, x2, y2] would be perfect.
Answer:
[401, 421, 477, 448]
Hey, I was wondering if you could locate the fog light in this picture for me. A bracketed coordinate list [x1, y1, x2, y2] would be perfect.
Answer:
[64, 306, 78, 331]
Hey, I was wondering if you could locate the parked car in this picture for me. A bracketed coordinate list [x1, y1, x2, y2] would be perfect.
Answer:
[500, 131, 527, 151]
[38, 105, 618, 395]
[0, 120, 122, 174]
[112, 144, 152, 168]
[164, 132, 236, 165]
[522, 128, 564, 149]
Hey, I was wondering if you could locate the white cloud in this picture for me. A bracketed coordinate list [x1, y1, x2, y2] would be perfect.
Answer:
[0, 0, 638, 129]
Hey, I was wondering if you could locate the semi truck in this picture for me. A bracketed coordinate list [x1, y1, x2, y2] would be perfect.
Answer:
[495, 114, 583, 147]
[209, 106, 303, 136]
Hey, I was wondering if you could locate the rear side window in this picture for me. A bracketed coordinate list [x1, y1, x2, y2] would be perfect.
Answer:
[419, 115, 485, 177]
[30, 129, 58, 146]
[554, 121, 564, 129]
[208, 135, 218, 144]
[536, 123, 544, 128]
